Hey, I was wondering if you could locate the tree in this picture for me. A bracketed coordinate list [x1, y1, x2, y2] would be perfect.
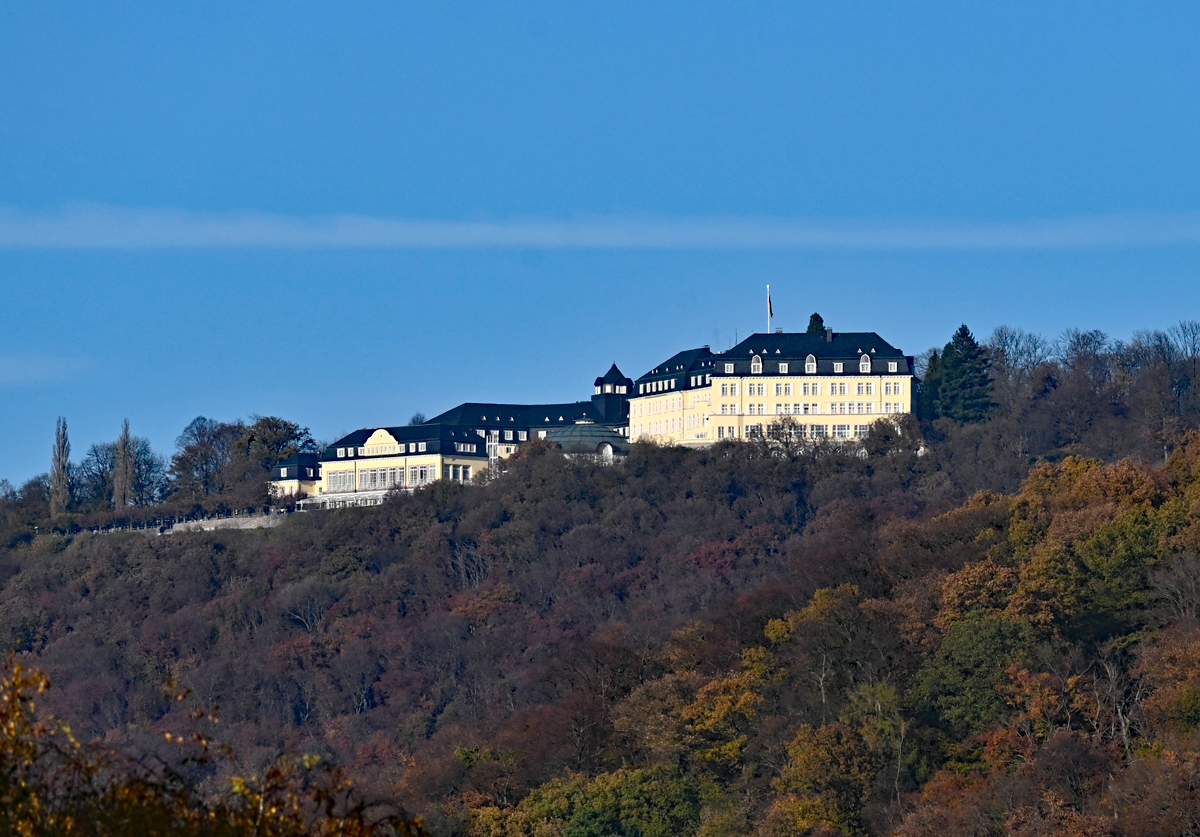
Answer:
[221, 416, 316, 507]
[764, 723, 879, 837]
[49, 417, 70, 518]
[112, 420, 134, 508]
[912, 614, 1035, 735]
[806, 313, 826, 335]
[917, 349, 942, 422]
[987, 326, 1051, 413]
[938, 326, 995, 424]
[409, 412, 427, 426]
[77, 434, 169, 510]
[169, 417, 239, 500]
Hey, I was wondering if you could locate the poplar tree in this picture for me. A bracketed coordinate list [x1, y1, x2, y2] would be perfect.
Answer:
[112, 420, 134, 508]
[938, 325, 995, 424]
[50, 417, 71, 517]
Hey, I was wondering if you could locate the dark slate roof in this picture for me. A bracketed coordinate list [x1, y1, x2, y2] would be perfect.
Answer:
[425, 401, 607, 428]
[713, 331, 913, 376]
[634, 347, 717, 388]
[546, 423, 631, 455]
[594, 363, 633, 388]
[276, 452, 321, 480]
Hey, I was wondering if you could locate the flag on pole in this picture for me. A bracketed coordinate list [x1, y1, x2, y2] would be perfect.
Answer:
[768, 291, 773, 318]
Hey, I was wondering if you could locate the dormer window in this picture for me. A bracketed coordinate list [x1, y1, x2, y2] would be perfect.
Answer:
[725, 363, 734, 373]
[805, 355, 817, 374]
[778, 362, 789, 374]
[859, 355, 871, 373]
[888, 362, 898, 373]
[833, 363, 844, 373]
[751, 355, 763, 374]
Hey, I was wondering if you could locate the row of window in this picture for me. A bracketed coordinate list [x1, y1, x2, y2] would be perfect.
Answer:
[631, 397, 682, 417]
[640, 378, 677, 394]
[337, 442, 427, 458]
[631, 418, 681, 438]
[642, 373, 906, 399]
[325, 463, 473, 493]
[718, 401, 907, 416]
[473, 429, 530, 442]
[278, 467, 317, 479]
[718, 381, 903, 398]
[740, 356, 901, 375]
[717, 423, 873, 440]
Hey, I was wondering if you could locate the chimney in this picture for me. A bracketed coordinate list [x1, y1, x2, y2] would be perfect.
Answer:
[775, 327, 782, 334]
[825, 327, 834, 342]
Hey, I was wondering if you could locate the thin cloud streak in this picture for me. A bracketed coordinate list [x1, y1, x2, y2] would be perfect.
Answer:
[2, 203, 1200, 251]
[0, 356, 94, 386]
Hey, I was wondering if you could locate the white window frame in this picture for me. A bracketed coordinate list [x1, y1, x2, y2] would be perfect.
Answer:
[778, 362, 789, 374]
[805, 355, 817, 374]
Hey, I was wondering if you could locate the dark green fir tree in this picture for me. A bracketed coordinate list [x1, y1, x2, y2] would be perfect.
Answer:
[938, 325, 995, 424]
[918, 349, 943, 422]
[806, 312, 826, 335]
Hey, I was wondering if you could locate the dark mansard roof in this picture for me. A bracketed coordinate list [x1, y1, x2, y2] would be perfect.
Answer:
[634, 347, 717, 390]
[713, 331, 914, 376]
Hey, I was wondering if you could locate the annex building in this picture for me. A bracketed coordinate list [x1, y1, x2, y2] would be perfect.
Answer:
[272, 326, 915, 504]
[284, 364, 635, 507]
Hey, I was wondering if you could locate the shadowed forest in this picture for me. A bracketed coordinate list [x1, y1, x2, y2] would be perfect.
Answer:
[2, 322, 1200, 835]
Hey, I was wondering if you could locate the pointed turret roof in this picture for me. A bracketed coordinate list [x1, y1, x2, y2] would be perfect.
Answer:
[595, 363, 632, 387]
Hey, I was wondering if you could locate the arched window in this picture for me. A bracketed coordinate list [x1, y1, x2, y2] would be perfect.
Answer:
[751, 355, 762, 374]
[859, 354, 871, 373]
[805, 354, 817, 374]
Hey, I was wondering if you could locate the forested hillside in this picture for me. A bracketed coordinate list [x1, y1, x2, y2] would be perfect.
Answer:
[1, 321, 1200, 836]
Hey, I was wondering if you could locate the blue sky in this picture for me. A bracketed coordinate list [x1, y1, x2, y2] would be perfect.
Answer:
[2, 1, 1199, 483]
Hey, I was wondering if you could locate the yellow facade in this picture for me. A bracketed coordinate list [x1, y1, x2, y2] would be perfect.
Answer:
[317, 428, 482, 498]
[630, 371, 913, 445]
[269, 478, 319, 499]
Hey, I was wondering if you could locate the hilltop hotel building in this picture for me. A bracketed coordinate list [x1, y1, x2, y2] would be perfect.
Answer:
[274, 329, 913, 505]
[630, 329, 914, 445]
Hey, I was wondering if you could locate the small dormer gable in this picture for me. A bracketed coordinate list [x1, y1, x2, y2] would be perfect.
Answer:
[362, 428, 401, 456]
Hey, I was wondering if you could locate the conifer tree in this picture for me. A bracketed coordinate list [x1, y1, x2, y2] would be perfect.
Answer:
[917, 350, 943, 422]
[938, 325, 995, 424]
[50, 417, 70, 517]
[806, 313, 826, 335]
